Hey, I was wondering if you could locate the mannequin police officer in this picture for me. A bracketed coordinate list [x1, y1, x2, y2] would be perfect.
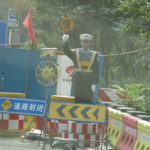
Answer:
[62, 34, 99, 104]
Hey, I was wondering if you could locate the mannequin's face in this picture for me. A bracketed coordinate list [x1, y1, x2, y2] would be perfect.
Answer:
[81, 41, 91, 50]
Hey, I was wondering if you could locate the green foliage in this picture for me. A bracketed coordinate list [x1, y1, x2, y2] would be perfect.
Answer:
[113, 83, 148, 112]
[1, 0, 150, 111]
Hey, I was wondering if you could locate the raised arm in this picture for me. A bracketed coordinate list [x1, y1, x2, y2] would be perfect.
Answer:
[62, 34, 75, 61]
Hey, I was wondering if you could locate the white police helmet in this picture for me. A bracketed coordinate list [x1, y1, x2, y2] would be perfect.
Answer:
[80, 33, 93, 42]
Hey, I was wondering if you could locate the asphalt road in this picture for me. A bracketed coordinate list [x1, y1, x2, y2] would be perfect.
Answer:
[0, 137, 113, 150]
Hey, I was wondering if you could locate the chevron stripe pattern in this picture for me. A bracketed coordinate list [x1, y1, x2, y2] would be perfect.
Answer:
[49, 102, 107, 123]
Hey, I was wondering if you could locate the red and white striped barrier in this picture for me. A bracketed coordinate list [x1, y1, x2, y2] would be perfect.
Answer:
[98, 88, 128, 102]
[37, 117, 68, 134]
[61, 132, 100, 148]
[52, 120, 68, 134]
[0, 114, 24, 130]
[117, 114, 140, 150]
[67, 121, 98, 134]
[51, 120, 106, 135]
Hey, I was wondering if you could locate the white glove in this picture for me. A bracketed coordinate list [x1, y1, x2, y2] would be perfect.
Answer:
[91, 84, 96, 93]
[62, 34, 69, 44]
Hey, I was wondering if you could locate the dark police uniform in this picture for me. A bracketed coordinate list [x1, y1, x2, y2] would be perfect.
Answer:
[63, 37, 99, 104]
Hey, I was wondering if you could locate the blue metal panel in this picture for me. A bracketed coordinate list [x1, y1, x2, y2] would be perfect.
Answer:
[4, 48, 28, 93]
[0, 48, 7, 91]
[27, 50, 56, 100]
[0, 22, 7, 90]
[0, 22, 7, 48]
[0, 48, 3, 90]
[92, 56, 104, 104]
[0, 48, 56, 100]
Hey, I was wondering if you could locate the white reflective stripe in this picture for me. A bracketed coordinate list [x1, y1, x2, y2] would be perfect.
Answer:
[0, 114, 9, 120]
[76, 123, 82, 134]
[58, 123, 67, 133]
[104, 90, 121, 101]
[111, 120, 122, 129]
[78, 134, 84, 147]
[61, 132, 65, 138]
[69, 133, 74, 139]
[88, 123, 93, 134]
[90, 135, 95, 147]
[8, 120, 19, 130]
[68, 121, 73, 133]
[96, 124, 98, 134]
[19, 115, 24, 120]
[140, 133, 150, 143]
[125, 125, 136, 137]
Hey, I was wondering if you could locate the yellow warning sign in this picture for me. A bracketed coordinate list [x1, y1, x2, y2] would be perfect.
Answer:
[49, 102, 107, 123]
[1, 99, 12, 111]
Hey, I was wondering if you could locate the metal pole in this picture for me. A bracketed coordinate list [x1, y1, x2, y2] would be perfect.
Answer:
[95, 29, 100, 51]
[43, 86, 49, 150]
[8, 28, 12, 45]
[25, 49, 31, 97]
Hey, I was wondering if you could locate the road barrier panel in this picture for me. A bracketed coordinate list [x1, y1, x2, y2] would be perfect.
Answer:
[0, 96, 47, 132]
[133, 120, 150, 150]
[48, 101, 107, 123]
[51, 95, 75, 102]
[0, 92, 26, 98]
[51, 120, 68, 134]
[99, 88, 128, 102]
[0, 97, 47, 117]
[60, 132, 100, 148]
[0, 93, 26, 131]
[97, 122, 106, 134]
[67, 121, 98, 135]
[0, 114, 24, 130]
[36, 95, 74, 136]
[117, 114, 140, 150]
[107, 108, 123, 147]
[48, 100, 108, 149]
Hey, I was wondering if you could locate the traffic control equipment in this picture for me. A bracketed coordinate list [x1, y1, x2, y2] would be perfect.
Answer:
[133, 120, 150, 150]
[107, 108, 123, 147]
[0, 92, 25, 131]
[60, 132, 100, 148]
[98, 88, 128, 102]
[51, 95, 75, 102]
[51, 120, 68, 134]
[117, 114, 140, 150]
[37, 118, 68, 135]
[67, 121, 98, 135]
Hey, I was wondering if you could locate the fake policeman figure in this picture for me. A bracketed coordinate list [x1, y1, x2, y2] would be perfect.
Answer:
[62, 34, 99, 104]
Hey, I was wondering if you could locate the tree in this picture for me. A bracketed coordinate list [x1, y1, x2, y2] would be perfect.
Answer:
[3, 0, 150, 88]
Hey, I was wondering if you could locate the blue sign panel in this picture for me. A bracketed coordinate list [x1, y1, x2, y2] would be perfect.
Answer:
[0, 22, 7, 47]
[8, 9, 17, 20]
[0, 97, 47, 117]
[8, 9, 18, 27]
